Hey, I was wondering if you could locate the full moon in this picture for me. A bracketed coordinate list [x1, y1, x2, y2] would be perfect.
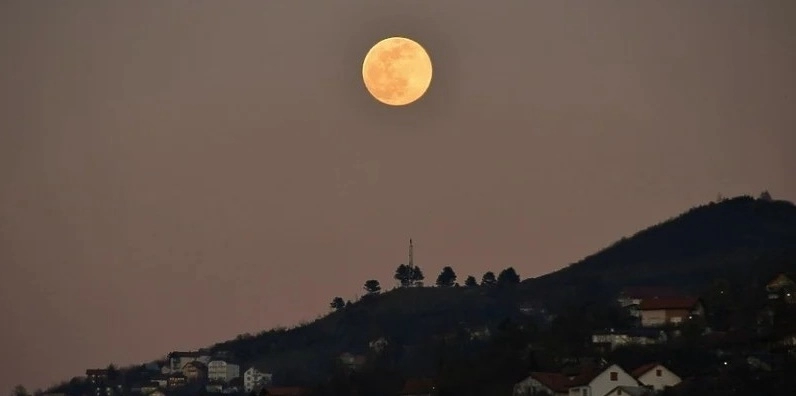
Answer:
[362, 37, 433, 106]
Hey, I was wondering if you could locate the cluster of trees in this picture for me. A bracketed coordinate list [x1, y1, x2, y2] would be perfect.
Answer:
[10, 385, 33, 396]
[330, 265, 522, 311]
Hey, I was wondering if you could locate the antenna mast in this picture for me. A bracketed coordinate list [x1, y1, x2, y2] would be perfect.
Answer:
[408, 238, 414, 269]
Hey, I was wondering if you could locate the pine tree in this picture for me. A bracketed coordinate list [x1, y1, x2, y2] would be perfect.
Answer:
[364, 280, 382, 295]
[481, 271, 496, 286]
[436, 266, 457, 287]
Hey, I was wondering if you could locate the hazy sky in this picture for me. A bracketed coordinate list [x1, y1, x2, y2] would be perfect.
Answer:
[1, 0, 794, 391]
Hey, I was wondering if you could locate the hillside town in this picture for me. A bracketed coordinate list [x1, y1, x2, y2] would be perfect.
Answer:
[28, 271, 796, 396]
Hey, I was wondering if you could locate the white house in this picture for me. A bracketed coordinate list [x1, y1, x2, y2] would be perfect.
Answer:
[631, 363, 681, 391]
[639, 297, 703, 327]
[243, 366, 273, 393]
[208, 360, 240, 383]
[513, 372, 571, 396]
[617, 287, 684, 319]
[567, 364, 639, 396]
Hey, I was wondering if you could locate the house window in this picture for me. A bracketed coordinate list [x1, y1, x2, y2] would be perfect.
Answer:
[656, 369, 662, 377]
[610, 372, 618, 381]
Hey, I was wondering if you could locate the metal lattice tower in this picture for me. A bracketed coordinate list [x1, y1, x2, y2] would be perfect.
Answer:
[408, 238, 414, 269]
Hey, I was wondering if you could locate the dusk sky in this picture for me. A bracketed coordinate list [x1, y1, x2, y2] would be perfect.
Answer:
[1, 1, 794, 391]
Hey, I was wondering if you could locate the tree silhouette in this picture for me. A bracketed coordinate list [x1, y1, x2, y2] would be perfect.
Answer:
[364, 280, 381, 295]
[436, 266, 457, 287]
[394, 264, 413, 287]
[481, 272, 496, 286]
[106, 364, 119, 382]
[464, 276, 478, 287]
[395, 264, 425, 287]
[330, 297, 345, 311]
[759, 190, 772, 201]
[11, 385, 29, 396]
[497, 267, 520, 286]
[411, 266, 425, 287]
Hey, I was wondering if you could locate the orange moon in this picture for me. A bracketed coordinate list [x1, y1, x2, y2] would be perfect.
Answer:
[362, 37, 433, 106]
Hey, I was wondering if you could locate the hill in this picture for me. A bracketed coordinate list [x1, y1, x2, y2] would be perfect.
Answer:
[44, 195, 796, 394]
[522, 195, 796, 304]
[206, 195, 796, 383]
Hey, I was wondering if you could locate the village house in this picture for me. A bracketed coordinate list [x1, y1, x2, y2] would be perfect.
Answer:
[566, 364, 639, 396]
[513, 372, 571, 396]
[167, 351, 212, 374]
[167, 373, 187, 389]
[84, 369, 123, 396]
[514, 363, 642, 396]
[243, 365, 274, 393]
[639, 297, 703, 327]
[207, 359, 240, 383]
[617, 287, 685, 321]
[208, 377, 243, 394]
[592, 328, 667, 351]
[182, 361, 208, 381]
[766, 273, 796, 303]
[630, 363, 681, 391]
[85, 369, 109, 385]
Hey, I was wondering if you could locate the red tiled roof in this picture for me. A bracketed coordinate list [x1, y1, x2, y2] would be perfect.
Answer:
[568, 365, 602, 387]
[529, 372, 572, 393]
[263, 386, 311, 395]
[631, 363, 660, 378]
[639, 297, 699, 310]
[399, 378, 435, 394]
